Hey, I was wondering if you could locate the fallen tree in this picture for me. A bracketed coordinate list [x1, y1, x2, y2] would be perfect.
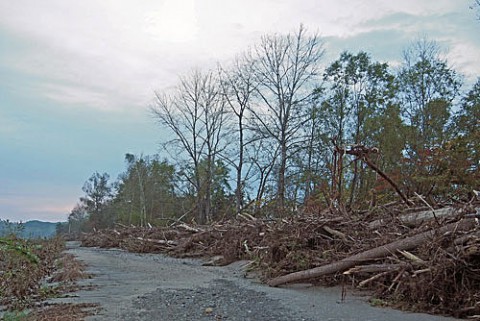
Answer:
[268, 218, 476, 287]
[369, 206, 458, 228]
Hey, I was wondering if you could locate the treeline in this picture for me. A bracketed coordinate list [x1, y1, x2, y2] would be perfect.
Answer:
[60, 27, 479, 235]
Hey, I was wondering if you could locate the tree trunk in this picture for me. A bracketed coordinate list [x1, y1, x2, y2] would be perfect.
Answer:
[277, 139, 287, 214]
[268, 218, 474, 287]
[205, 158, 212, 223]
[235, 118, 244, 214]
[348, 159, 359, 208]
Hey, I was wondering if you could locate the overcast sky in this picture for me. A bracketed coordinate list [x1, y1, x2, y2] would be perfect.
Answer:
[0, 0, 479, 222]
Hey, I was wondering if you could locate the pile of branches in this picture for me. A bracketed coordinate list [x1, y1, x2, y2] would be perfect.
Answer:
[81, 199, 480, 318]
[265, 204, 480, 318]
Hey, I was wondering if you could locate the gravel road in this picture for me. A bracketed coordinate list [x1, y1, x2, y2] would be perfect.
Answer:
[60, 242, 460, 321]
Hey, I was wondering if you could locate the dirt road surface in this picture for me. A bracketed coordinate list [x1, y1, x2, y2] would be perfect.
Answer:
[59, 242, 460, 321]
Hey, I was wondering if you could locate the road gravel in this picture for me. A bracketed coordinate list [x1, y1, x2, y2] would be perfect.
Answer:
[58, 242, 460, 321]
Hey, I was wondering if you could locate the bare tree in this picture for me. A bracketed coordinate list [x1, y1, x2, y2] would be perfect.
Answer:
[219, 56, 257, 214]
[250, 25, 325, 213]
[249, 138, 279, 214]
[152, 70, 227, 224]
[292, 92, 328, 200]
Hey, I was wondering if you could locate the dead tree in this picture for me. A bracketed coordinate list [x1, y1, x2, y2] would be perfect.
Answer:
[152, 70, 227, 224]
[250, 25, 325, 213]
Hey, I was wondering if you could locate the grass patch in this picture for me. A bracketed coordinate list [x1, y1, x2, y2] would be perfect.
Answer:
[2, 310, 29, 321]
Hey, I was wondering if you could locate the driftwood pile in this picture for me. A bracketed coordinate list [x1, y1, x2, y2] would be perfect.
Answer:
[82, 199, 480, 318]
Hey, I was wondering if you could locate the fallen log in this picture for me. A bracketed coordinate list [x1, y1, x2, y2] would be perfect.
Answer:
[344, 263, 407, 274]
[136, 237, 177, 246]
[369, 206, 458, 228]
[268, 218, 476, 287]
[358, 271, 392, 288]
[176, 223, 203, 233]
[323, 225, 348, 242]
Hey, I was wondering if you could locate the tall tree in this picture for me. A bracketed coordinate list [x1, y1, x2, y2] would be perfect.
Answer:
[293, 92, 328, 200]
[220, 57, 256, 214]
[195, 158, 232, 219]
[397, 38, 462, 195]
[67, 203, 88, 236]
[146, 157, 176, 222]
[152, 70, 227, 224]
[80, 172, 112, 230]
[398, 39, 461, 146]
[250, 25, 325, 213]
[125, 153, 148, 227]
[322, 51, 397, 206]
[446, 79, 480, 193]
[249, 138, 280, 214]
[116, 154, 176, 226]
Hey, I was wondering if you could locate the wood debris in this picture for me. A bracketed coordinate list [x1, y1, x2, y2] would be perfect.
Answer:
[81, 199, 480, 319]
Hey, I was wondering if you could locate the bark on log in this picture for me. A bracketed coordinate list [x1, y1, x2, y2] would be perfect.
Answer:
[323, 225, 348, 242]
[369, 206, 458, 228]
[136, 237, 177, 246]
[344, 263, 407, 274]
[358, 271, 392, 288]
[177, 223, 203, 233]
[268, 219, 476, 287]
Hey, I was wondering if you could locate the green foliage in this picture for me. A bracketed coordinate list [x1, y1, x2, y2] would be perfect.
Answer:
[322, 51, 398, 205]
[0, 238, 39, 264]
[179, 157, 233, 221]
[366, 104, 406, 170]
[80, 172, 113, 229]
[397, 39, 464, 196]
[115, 154, 177, 226]
[2, 310, 29, 321]
[444, 78, 480, 194]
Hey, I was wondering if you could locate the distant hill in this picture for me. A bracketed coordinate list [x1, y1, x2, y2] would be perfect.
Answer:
[0, 220, 58, 239]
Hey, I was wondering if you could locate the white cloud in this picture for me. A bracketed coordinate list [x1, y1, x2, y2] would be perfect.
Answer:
[145, 0, 198, 42]
[447, 41, 480, 83]
[0, 0, 477, 113]
[40, 82, 112, 110]
[0, 0, 211, 111]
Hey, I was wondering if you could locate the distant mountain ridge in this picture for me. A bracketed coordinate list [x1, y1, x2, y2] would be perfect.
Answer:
[0, 220, 58, 238]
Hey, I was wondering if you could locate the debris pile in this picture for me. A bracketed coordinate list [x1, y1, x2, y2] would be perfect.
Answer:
[81, 199, 480, 318]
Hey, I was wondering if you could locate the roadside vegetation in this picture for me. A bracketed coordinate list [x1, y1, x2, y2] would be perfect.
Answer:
[0, 229, 96, 321]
